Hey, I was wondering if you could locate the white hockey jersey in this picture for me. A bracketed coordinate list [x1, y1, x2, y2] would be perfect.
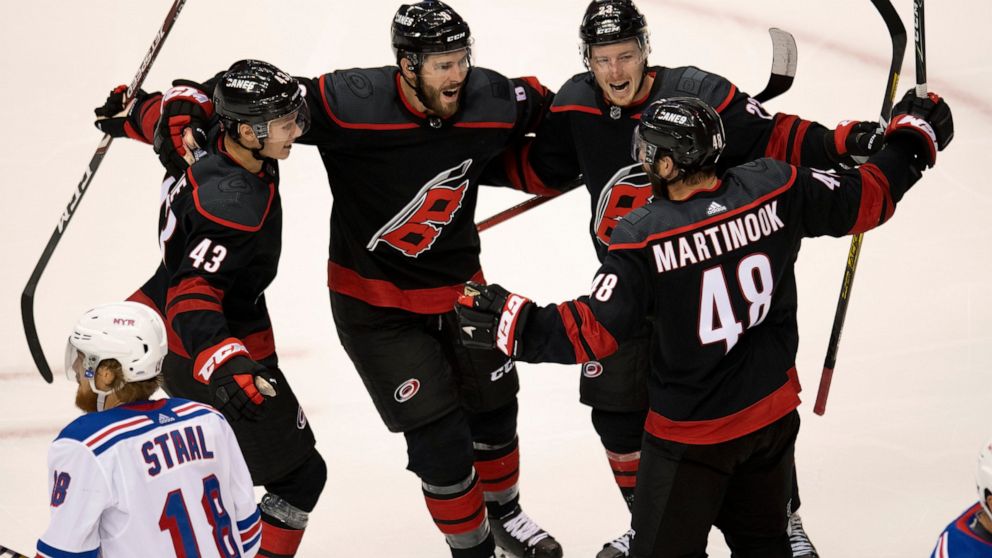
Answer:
[37, 398, 260, 558]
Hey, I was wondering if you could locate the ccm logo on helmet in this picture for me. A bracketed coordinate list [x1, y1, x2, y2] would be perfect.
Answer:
[394, 378, 421, 403]
[195, 341, 249, 384]
[447, 32, 466, 42]
[496, 295, 528, 355]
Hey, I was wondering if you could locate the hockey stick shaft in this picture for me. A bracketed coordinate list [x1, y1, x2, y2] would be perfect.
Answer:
[21, 0, 187, 383]
[814, 0, 907, 416]
[478, 28, 799, 233]
[913, 0, 927, 97]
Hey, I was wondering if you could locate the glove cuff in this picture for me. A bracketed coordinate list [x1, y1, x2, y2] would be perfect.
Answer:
[830, 119, 860, 159]
[885, 114, 938, 167]
[495, 294, 532, 357]
[163, 84, 216, 118]
[193, 339, 251, 385]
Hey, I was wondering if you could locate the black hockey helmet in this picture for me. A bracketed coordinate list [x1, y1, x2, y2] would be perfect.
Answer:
[392, 1, 473, 72]
[633, 97, 725, 174]
[579, 0, 650, 64]
[213, 59, 309, 141]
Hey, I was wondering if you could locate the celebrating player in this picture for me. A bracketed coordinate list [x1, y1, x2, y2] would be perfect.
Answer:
[456, 91, 953, 556]
[107, 3, 559, 556]
[930, 438, 992, 556]
[516, 1, 887, 554]
[96, 59, 327, 557]
[37, 302, 260, 558]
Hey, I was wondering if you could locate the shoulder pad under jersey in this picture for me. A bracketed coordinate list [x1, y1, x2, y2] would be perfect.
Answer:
[320, 66, 413, 126]
[724, 158, 796, 195]
[655, 66, 735, 112]
[550, 72, 599, 110]
[187, 155, 275, 231]
[610, 205, 661, 247]
[458, 67, 518, 125]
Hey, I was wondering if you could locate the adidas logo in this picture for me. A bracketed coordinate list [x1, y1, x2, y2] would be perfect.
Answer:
[706, 201, 728, 216]
[158, 413, 175, 425]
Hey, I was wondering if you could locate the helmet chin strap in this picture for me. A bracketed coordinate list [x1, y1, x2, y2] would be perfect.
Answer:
[87, 377, 114, 412]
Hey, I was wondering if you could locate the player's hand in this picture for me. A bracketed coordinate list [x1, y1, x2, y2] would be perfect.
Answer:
[455, 282, 531, 357]
[210, 356, 277, 421]
[93, 85, 157, 140]
[886, 89, 954, 168]
[154, 79, 214, 177]
[829, 120, 883, 166]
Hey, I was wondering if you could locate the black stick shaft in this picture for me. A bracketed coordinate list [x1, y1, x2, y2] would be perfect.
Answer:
[21, 0, 187, 383]
[815, 0, 906, 416]
[914, 0, 927, 96]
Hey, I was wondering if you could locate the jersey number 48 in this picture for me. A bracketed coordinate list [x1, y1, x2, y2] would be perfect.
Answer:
[699, 254, 774, 353]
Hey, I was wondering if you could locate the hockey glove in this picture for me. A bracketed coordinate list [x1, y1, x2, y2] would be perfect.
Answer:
[210, 355, 278, 421]
[93, 85, 162, 143]
[827, 120, 883, 166]
[886, 89, 954, 168]
[455, 282, 532, 357]
[154, 80, 214, 177]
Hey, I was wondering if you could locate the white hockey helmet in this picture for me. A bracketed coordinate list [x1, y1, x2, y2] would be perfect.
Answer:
[64, 301, 167, 387]
[978, 438, 992, 517]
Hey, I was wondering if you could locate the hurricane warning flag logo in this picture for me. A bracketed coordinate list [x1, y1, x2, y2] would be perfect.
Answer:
[593, 163, 653, 245]
[367, 160, 472, 257]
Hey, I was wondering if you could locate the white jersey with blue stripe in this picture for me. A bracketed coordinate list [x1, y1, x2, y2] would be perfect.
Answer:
[930, 503, 992, 557]
[37, 398, 260, 558]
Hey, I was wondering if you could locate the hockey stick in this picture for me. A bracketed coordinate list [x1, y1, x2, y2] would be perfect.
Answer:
[20, 0, 187, 383]
[477, 28, 800, 233]
[754, 28, 798, 103]
[813, 0, 907, 416]
[0, 544, 29, 558]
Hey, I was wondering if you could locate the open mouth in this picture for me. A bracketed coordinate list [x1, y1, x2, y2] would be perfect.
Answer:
[441, 85, 461, 100]
[609, 81, 631, 94]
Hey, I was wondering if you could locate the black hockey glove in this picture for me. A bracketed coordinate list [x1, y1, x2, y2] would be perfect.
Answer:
[210, 355, 278, 421]
[886, 88, 954, 168]
[455, 282, 532, 357]
[154, 79, 214, 177]
[826, 120, 883, 166]
[93, 85, 161, 142]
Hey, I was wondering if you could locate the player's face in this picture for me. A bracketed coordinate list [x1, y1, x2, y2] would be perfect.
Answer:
[418, 49, 471, 118]
[589, 40, 647, 107]
[258, 109, 308, 160]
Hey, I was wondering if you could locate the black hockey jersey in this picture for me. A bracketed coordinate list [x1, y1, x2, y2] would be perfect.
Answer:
[515, 140, 921, 445]
[296, 67, 549, 314]
[526, 66, 856, 261]
[155, 129, 283, 383]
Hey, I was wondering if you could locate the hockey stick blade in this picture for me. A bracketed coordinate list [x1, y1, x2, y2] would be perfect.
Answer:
[815, 0, 906, 416]
[20, 0, 187, 384]
[753, 28, 798, 103]
[0, 545, 29, 558]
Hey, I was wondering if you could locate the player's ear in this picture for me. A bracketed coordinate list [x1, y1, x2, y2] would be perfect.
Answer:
[399, 56, 417, 79]
[95, 363, 118, 391]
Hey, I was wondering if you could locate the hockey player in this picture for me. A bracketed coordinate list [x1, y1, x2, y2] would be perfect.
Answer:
[516, 1, 886, 555]
[37, 302, 261, 558]
[930, 439, 992, 556]
[456, 92, 953, 556]
[103, 3, 559, 557]
[96, 60, 328, 558]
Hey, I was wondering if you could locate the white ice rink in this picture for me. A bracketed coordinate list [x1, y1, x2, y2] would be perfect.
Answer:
[1, 0, 990, 556]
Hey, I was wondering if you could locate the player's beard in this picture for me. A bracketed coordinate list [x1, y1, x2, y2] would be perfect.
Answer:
[420, 80, 462, 119]
[75, 383, 99, 413]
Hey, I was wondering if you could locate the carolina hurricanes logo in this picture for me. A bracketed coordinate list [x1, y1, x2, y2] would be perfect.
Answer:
[594, 163, 653, 245]
[367, 160, 472, 257]
[583, 361, 604, 378]
[394, 378, 421, 403]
